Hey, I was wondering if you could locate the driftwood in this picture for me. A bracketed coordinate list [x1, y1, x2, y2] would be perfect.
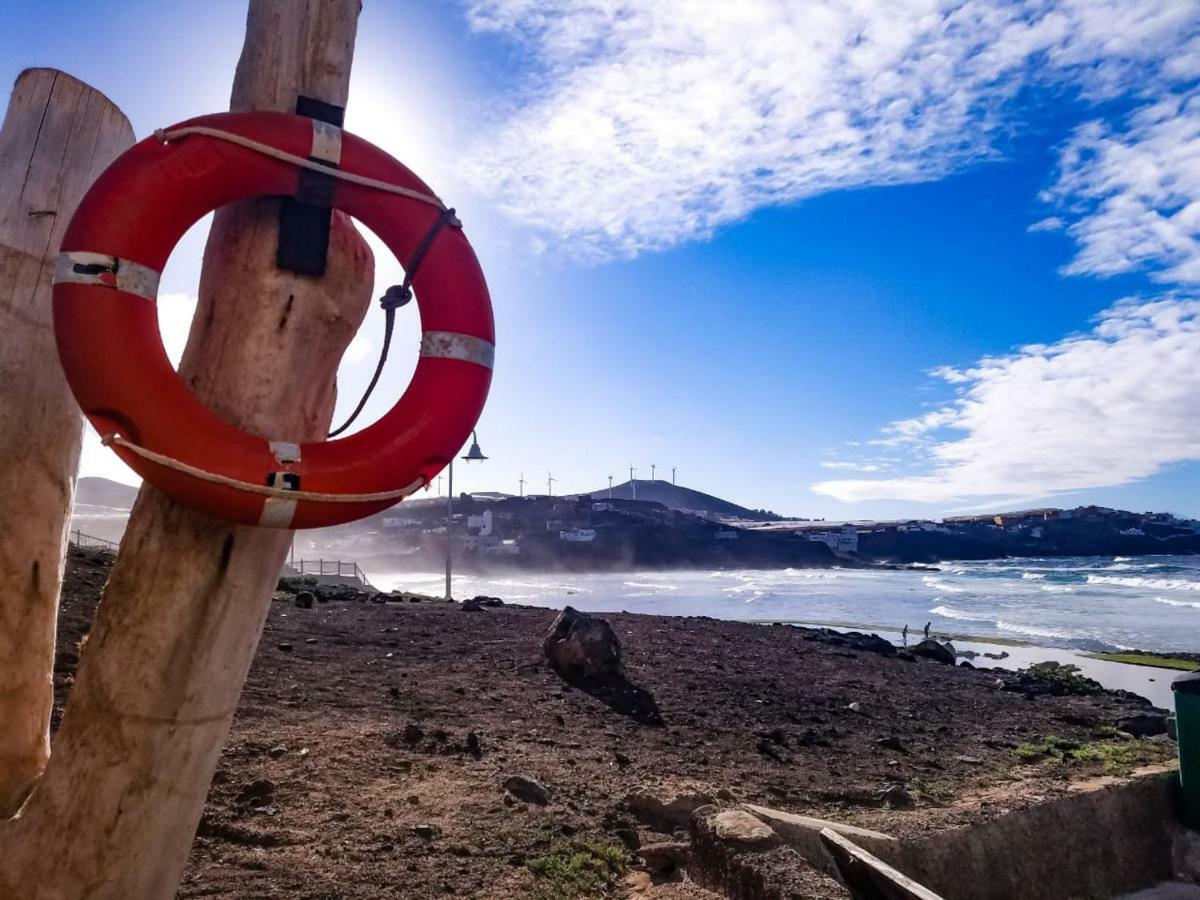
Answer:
[0, 69, 133, 817]
[820, 828, 946, 900]
[0, 2, 371, 897]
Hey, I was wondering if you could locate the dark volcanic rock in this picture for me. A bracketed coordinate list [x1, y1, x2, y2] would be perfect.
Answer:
[502, 774, 550, 805]
[912, 639, 956, 665]
[542, 606, 622, 679]
[1117, 712, 1168, 737]
[293, 590, 314, 609]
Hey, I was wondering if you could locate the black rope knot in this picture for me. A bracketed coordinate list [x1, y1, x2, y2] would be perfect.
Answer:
[379, 284, 413, 311]
[328, 207, 461, 439]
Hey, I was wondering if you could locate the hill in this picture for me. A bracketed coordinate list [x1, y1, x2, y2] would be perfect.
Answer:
[573, 479, 780, 521]
[75, 476, 137, 510]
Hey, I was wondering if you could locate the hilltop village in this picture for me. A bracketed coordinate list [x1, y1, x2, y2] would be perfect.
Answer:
[293, 482, 1200, 572]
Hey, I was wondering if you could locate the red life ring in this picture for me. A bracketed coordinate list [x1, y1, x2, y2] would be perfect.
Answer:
[53, 111, 494, 529]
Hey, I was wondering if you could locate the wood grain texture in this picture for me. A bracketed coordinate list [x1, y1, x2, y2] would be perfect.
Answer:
[0, 3, 372, 896]
[0, 68, 133, 818]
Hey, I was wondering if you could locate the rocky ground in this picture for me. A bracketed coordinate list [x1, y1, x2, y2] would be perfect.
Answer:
[53, 548, 1176, 899]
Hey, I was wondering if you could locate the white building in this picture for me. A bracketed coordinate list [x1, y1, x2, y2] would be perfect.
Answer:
[382, 516, 421, 528]
[466, 510, 493, 536]
[808, 525, 859, 554]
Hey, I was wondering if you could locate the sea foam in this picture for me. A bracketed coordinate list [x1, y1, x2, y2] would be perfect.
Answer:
[1087, 575, 1200, 592]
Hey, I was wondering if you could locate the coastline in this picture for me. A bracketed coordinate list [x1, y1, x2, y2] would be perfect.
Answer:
[757, 619, 1192, 710]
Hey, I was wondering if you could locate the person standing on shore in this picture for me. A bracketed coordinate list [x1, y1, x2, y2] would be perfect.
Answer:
[902, 624, 909, 646]
[924, 622, 931, 640]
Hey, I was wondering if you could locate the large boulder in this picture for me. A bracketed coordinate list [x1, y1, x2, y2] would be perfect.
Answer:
[543, 606, 622, 680]
[912, 639, 956, 665]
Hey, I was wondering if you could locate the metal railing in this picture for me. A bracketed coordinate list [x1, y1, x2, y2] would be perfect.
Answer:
[290, 558, 369, 584]
[69, 529, 120, 552]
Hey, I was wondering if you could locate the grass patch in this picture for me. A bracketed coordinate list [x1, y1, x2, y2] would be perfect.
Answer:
[1084, 651, 1199, 671]
[526, 841, 630, 899]
[1019, 662, 1105, 695]
[908, 776, 956, 802]
[1012, 735, 1168, 774]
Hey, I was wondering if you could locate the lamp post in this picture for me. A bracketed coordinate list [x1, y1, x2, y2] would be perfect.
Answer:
[446, 430, 487, 602]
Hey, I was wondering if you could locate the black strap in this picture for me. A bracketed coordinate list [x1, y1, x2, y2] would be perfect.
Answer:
[277, 96, 346, 276]
[328, 207, 460, 438]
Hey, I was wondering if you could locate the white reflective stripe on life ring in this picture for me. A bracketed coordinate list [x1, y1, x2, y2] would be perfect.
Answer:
[419, 331, 495, 370]
[54, 251, 160, 301]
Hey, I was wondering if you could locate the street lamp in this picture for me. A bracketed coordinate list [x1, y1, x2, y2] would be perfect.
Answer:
[446, 430, 487, 601]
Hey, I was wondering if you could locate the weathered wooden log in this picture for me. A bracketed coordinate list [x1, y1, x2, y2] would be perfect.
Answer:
[0, 69, 133, 818]
[0, 2, 371, 896]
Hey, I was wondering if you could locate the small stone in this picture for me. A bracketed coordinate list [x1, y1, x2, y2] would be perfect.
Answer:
[277, 643, 294, 652]
[503, 774, 551, 805]
[613, 750, 632, 768]
[876, 735, 908, 754]
[876, 784, 914, 809]
[755, 738, 789, 763]
[267, 745, 287, 759]
[412, 824, 437, 839]
[294, 591, 314, 609]
[237, 778, 275, 809]
[847, 702, 863, 713]
[305, 638, 318, 644]
[403, 723, 424, 745]
[466, 731, 482, 759]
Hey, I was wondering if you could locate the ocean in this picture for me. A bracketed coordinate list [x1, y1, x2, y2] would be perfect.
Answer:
[373, 555, 1200, 708]
[375, 555, 1200, 654]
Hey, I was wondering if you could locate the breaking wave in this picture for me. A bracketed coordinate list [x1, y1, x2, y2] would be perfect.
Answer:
[930, 604, 985, 622]
[1021, 572, 1045, 580]
[922, 575, 964, 594]
[1086, 575, 1200, 592]
[1155, 596, 1200, 610]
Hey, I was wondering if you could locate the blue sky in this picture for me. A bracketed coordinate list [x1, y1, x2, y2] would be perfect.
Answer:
[6, 1, 1200, 519]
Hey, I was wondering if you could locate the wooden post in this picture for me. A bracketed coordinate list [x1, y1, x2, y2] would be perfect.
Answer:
[0, 69, 133, 817]
[0, 3, 371, 897]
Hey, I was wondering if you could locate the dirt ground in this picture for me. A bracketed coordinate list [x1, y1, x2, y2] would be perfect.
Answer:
[52, 548, 1175, 898]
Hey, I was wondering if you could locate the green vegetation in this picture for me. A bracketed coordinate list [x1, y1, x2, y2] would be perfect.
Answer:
[908, 776, 956, 802]
[1084, 651, 1199, 671]
[1012, 735, 1170, 774]
[1020, 662, 1105, 695]
[526, 842, 630, 899]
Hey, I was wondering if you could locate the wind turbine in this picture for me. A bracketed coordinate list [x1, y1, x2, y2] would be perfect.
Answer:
[436, 473, 443, 496]
[671, 466, 677, 485]
[547, 471, 557, 497]
[651, 463, 656, 481]
[518, 473, 526, 498]
[608, 474, 614, 499]
[629, 464, 637, 501]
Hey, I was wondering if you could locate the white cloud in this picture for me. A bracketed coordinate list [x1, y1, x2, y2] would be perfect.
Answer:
[1040, 88, 1200, 283]
[462, 0, 1198, 258]
[813, 296, 1200, 504]
[820, 461, 883, 472]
